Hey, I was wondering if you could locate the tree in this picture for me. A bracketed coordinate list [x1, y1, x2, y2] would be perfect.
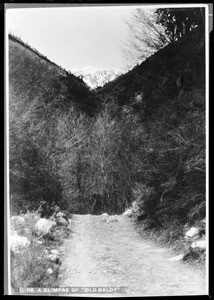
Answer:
[156, 7, 205, 42]
[123, 8, 170, 69]
[123, 7, 205, 69]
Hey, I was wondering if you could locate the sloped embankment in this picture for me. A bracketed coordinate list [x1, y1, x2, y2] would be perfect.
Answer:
[9, 34, 97, 116]
[96, 28, 205, 114]
[9, 34, 97, 215]
[94, 28, 206, 239]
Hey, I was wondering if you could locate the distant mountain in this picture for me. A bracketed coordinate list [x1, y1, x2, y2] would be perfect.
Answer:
[73, 68, 126, 89]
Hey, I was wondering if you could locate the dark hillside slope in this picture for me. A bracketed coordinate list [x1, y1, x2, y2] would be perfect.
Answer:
[9, 34, 97, 116]
[9, 35, 96, 214]
[95, 28, 206, 236]
[96, 28, 205, 120]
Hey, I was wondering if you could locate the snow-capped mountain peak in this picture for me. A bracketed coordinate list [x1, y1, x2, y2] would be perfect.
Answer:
[71, 67, 126, 89]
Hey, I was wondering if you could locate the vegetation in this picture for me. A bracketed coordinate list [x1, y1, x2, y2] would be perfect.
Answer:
[156, 7, 205, 42]
[9, 17, 205, 245]
[96, 27, 205, 229]
[123, 8, 169, 68]
[9, 34, 97, 215]
[10, 210, 70, 291]
[123, 7, 205, 68]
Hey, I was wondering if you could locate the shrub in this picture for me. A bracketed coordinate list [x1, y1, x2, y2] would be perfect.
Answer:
[11, 243, 57, 291]
[10, 210, 69, 292]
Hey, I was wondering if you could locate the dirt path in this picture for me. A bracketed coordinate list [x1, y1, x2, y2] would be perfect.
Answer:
[59, 214, 206, 297]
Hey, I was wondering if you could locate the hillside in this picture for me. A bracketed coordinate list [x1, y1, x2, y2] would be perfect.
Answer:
[9, 27, 206, 237]
[9, 34, 97, 116]
[9, 34, 97, 215]
[93, 28, 206, 236]
[96, 28, 205, 118]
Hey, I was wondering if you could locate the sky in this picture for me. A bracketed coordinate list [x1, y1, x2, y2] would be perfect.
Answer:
[6, 6, 138, 72]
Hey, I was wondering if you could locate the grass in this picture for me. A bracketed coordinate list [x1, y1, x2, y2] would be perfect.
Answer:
[10, 211, 71, 293]
[133, 217, 206, 266]
[11, 243, 58, 291]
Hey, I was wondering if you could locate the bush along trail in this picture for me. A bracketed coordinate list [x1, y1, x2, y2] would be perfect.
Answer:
[10, 204, 71, 293]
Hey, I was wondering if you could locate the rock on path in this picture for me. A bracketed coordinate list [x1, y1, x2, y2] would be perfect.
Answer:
[59, 214, 206, 297]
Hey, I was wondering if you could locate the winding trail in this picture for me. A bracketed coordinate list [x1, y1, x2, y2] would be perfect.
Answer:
[59, 214, 206, 297]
